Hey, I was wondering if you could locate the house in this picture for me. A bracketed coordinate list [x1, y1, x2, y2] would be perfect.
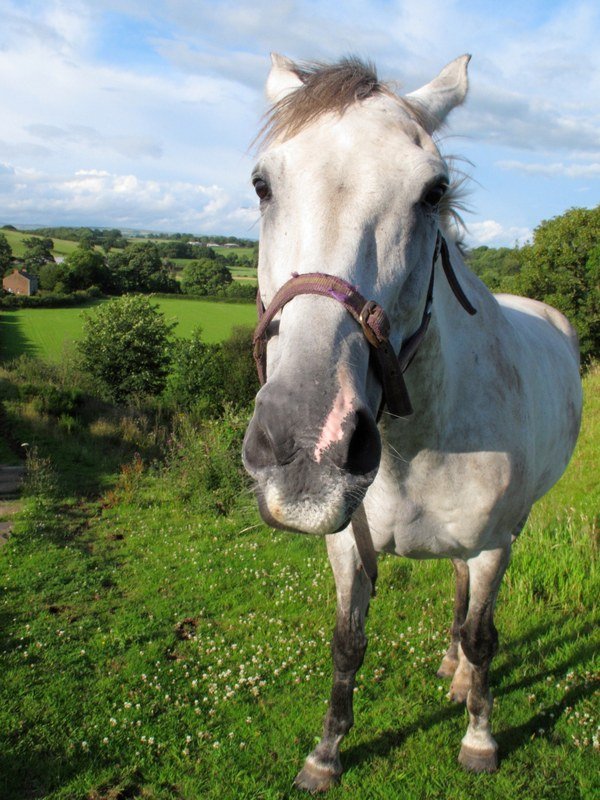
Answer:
[2, 269, 38, 296]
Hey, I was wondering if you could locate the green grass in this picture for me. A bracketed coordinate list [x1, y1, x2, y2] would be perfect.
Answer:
[0, 298, 257, 362]
[0, 367, 597, 799]
[1, 229, 89, 260]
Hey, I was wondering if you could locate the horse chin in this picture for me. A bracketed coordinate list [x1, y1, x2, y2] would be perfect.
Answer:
[255, 482, 360, 536]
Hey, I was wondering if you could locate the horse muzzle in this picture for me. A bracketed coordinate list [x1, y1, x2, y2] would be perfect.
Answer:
[242, 381, 381, 534]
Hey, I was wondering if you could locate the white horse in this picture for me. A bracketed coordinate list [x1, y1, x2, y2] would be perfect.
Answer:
[243, 53, 582, 792]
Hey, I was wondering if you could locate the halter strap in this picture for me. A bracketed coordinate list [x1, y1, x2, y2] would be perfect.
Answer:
[253, 232, 476, 418]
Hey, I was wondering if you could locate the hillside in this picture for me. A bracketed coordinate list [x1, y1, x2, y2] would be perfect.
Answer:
[0, 357, 597, 798]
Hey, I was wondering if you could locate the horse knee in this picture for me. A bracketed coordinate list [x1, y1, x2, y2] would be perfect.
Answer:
[331, 608, 368, 674]
[459, 617, 498, 667]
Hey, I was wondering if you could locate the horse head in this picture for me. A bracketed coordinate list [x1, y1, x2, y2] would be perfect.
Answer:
[243, 54, 470, 535]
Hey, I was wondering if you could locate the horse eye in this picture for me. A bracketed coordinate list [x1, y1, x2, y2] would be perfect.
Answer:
[422, 183, 448, 208]
[253, 178, 270, 201]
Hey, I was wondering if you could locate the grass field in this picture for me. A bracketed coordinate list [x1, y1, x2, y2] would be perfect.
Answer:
[0, 298, 257, 362]
[1, 229, 87, 260]
[0, 352, 597, 799]
[1, 229, 256, 264]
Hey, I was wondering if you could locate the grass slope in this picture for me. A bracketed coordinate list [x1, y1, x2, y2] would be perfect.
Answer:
[0, 298, 257, 362]
[0, 368, 597, 799]
[1, 229, 86, 260]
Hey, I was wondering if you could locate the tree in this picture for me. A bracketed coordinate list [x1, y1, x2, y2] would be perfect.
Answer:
[78, 295, 176, 403]
[220, 325, 259, 409]
[108, 242, 177, 293]
[180, 259, 233, 295]
[0, 232, 12, 273]
[465, 246, 521, 292]
[38, 262, 70, 292]
[503, 206, 600, 364]
[164, 328, 225, 415]
[23, 237, 54, 272]
[63, 246, 111, 291]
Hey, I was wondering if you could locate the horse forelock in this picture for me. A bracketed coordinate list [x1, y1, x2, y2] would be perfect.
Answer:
[255, 56, 431, 149]
[254, 56, 469, 241]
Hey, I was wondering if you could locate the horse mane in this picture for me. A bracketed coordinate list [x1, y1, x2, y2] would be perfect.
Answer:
[255, 56, 469, 239]
[256, 56, 431, 147]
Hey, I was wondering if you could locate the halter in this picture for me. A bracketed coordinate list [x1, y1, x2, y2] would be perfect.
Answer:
[253, 231, 476, 418]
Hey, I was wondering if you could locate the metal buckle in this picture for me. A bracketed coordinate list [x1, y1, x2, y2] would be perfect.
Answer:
[359, 300, 383, 348]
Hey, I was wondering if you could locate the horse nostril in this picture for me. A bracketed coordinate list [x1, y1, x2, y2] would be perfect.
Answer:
[243, 420, 276, 471]
[345, 409, 381, 475]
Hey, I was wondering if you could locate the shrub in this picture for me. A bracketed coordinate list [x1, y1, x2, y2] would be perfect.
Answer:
[180, 260, 233, 295]
[164, 409, 248, 515]
[78, 294, 176, 404]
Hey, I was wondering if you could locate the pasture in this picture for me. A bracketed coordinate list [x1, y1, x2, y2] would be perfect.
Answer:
[0, 298, 257, 362]
[0, 228, 84, 260]
[0, 359, 597, 799]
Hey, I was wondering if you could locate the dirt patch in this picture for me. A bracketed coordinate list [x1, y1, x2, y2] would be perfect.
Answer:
[0, 466, 25, 545]
[0, 465, 25, 496]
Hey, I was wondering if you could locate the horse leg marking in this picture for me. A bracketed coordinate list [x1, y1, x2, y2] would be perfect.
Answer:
[438, 558, 469, 679]
[457, 546, 510, 773]
[295, 532, 373, 792]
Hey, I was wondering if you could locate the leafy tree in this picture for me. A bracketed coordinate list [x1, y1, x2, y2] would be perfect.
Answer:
[164, 328, 225, 416]
[0, 232, 12, 273]
[78, 295, 176, 403]
[220, 325, 259, 409]
[64, 246, 111, 291]
[23, 237, 54, 272]
[465, 246, 521, 292]
[503, 206, 600, 364]
[108, 242, 177, 293]
[180, 259, 233, 295]
[165, 325, 257, 417]
[38, 262, 70, 292]
[102, 229, 128, 253]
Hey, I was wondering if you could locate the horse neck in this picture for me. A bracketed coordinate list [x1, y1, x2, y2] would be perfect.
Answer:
[387, 242, 481, 439]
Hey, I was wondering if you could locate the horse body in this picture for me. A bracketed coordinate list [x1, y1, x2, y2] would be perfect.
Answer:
[366, 260, 582, 561]
[243, 53, 582, 791]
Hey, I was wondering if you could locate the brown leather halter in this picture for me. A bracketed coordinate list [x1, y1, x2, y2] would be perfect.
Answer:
[253, 231, 476, 418]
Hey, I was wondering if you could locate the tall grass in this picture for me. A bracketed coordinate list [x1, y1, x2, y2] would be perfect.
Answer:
[0, 366, 597, 799]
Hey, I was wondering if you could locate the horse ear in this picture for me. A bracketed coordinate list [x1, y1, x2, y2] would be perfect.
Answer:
[266, 53, 304, 104]
[407, 55, 471, 132]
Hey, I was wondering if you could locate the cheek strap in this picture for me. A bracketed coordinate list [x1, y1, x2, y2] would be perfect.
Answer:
[253, 232, 476, 418]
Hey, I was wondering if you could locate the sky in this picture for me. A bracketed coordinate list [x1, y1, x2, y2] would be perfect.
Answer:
[0, 0, 599, 247]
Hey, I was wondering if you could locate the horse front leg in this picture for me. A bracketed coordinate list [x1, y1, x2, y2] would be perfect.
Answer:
[294, 527, 374, 793]
[437, 558, 469, 679]
[457, 545, 510, 773]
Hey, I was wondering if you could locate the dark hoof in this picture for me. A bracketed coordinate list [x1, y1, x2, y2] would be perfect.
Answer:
[458, 743, 498, 773]
[294, 760, 341, 793]
[436, 655, 459, 678]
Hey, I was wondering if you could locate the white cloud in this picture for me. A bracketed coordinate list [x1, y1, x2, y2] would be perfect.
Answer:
[0, 163, 254, 232]
[466, 220, 532, 248]
[0, 0, 598, 237]
[498, 160, 600, 179]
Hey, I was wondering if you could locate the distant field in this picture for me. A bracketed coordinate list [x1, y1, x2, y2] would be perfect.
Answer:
[0, 297, 257, 362]
[1, 229, 89, 260]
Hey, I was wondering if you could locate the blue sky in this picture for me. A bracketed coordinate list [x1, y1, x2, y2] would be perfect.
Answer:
[0, 0, 598, 246]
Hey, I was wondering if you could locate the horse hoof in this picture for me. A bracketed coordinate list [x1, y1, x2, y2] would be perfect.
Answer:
[458, 743, 498, 773]
[436, 655, 458, 678]
[294, 760, 341, 793]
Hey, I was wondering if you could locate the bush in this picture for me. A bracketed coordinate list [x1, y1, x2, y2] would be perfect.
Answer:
[164, 325, 258, 417]
[180, 260, 233, 295]
[163, 328, 225, 417]
[164, 409, 248, 515]
[78, 295, 176, 404]
[502, 206, 600, 364]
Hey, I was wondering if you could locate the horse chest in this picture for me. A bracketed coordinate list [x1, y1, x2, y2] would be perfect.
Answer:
[365, 447, 515, 559]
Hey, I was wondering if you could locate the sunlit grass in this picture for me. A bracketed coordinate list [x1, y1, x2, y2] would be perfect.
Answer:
[0, 367, 597, 799]
[0, 298, 257, 362]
